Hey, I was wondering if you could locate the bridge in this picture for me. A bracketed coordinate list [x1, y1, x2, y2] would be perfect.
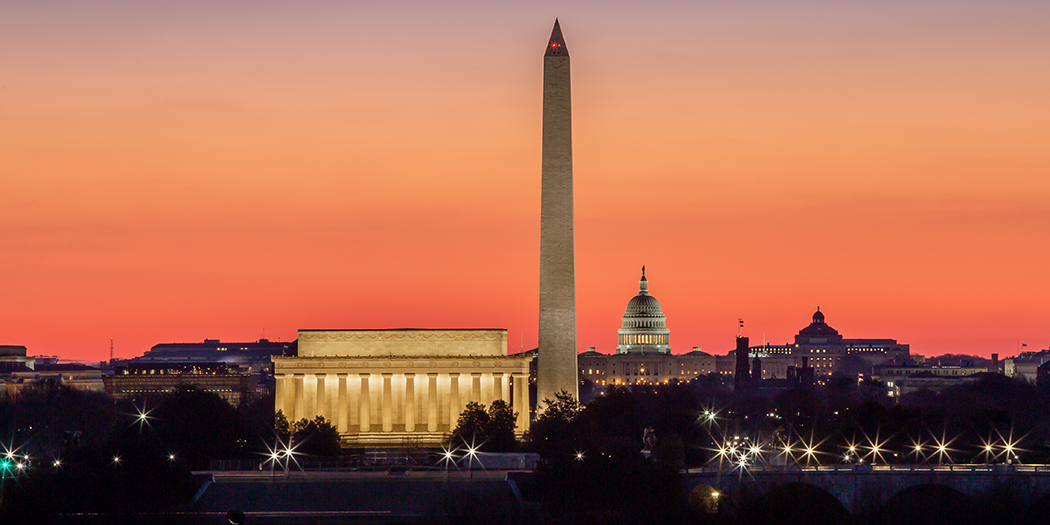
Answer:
[187, 463, 1050, 523]
[685, 464, 1050, 521]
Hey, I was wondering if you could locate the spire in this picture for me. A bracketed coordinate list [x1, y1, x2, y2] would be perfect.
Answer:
[545, 19, 569, 57]
[638, 267, 649, 294]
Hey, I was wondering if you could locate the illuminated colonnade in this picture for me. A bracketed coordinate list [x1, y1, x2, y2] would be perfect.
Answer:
[274, 329, 531, 445]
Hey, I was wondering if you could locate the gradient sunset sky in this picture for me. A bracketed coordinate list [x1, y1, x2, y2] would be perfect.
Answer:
[2, 1, 1048, 361]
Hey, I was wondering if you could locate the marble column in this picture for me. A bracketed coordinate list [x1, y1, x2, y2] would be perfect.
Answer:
[513, 373, 528, 431]
[448, 373, 460, 429]
[381, 373, 393, 432]
[471, 373, 482, 403]
[274, 374, 287, 416]
[359, 373, 371, 432]
[315, 374, 326, 420]
[293, 374, 305, 422]
[284, 375, 296, 420]
[500, 373, 511, 402]
[404, 373, 416, 432]
[336, 374, 348, 433]
[493, 373, 504, 402]
[427, 373, 439, 432]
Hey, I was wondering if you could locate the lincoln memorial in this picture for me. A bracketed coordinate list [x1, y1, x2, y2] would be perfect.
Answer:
[274, 329, 532, 445]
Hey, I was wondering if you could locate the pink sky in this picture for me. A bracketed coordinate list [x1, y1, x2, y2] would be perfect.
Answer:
[1, 1, 1048, 361]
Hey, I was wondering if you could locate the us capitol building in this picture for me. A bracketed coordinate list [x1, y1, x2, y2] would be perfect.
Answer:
[578, 269, 910, 395]
[615, 267, 671, 354]
[578, 269, 734, 391]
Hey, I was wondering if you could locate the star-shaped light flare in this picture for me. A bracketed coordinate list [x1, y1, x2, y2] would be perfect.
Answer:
[905, 436, 926, 463]
[929, 430, 957, 464]
[993, 428, 1027, 464]
[130, 403, 155, 431]
[860, 430, 890, 465]
[459, 435, 485, 470]
[439, 443, 459, 470]
[261, 435, 302, 473]
[797, 433, 826, 465]
[698, 405, 720, 427]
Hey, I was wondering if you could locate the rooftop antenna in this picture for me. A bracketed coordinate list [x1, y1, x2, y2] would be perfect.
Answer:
[737, 318, 744, 338]
[110, 337, 114, 362]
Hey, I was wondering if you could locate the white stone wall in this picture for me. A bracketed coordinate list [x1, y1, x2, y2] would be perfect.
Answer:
[297, 329, 507, 358]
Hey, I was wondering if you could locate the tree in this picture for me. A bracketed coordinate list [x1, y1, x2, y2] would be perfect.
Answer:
[527, 390, 582, 460]
[450, 400, 519, 452]
[451, 401, 489, 445]
[236, 389, 278, 451]
[536, 390, 580, 424]
[152, 385, 240, 469]
[273, 410, 291, 439]
[485, 400, 517, 452]
[0, 383, 118, 455]
[290, 415, 341, 457]
[526, 387, 689, 523]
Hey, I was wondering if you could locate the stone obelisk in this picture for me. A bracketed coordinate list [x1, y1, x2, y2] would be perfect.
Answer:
[537, 20, 579, 405]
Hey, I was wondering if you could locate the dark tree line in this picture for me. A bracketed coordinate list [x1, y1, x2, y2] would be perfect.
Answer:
[5, 370, 1048, 524]
[523, 373, 1050, 524]
[449, 399, 518, 452]
[0, 382, 339, 522]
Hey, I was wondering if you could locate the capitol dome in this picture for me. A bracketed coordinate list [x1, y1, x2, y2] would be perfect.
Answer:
[616, 267, 671, 355]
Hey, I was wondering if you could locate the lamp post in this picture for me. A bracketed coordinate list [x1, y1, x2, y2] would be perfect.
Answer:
[465, 445, 478, 480]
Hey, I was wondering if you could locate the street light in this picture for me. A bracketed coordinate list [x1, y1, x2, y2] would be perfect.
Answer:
[465, 446, 478, 468]
[464, 443, 480, 480]
[132, 403, 154, 431]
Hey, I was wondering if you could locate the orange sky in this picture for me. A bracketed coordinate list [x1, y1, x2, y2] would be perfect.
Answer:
[2, 1, 1048, 361]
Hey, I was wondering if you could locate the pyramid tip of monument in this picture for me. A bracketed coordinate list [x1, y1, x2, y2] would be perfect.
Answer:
[545, 19, 568, 57]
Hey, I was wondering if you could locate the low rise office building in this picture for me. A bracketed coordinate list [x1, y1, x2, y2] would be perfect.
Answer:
[6, 363, 105, 393]
[103, 363, 251, 405]
[128, 338, 293, 397]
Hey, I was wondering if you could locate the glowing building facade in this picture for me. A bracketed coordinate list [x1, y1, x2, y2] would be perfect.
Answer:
[274, 329, 531, 446]
[616, 268, 671, 355]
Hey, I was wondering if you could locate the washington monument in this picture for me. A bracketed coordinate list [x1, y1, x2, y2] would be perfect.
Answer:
[537, 20, 579, 404]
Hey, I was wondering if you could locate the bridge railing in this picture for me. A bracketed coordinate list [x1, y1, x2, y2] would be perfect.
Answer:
[685, 464, 1050, 474]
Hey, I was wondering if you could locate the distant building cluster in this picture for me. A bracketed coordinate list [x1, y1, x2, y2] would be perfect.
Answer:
[576, 272, 912, 397]
[872, 350, 1050, 397]
[0, 339, 292, 406]
[0, 345, 34, 372]
[1004, 350, 1050, 383]
[103, 363, 252, 405]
